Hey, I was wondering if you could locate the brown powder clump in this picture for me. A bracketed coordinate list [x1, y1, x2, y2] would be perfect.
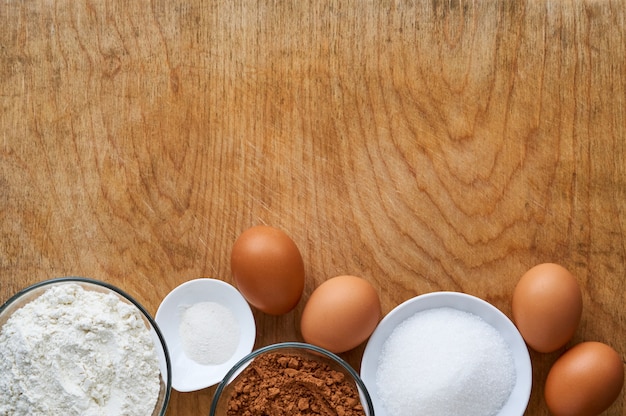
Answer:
[225, 351, 366, 416]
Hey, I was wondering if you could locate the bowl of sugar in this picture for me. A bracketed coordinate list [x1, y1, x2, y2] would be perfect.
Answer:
[155, 278, 256, 392]
[360, 291, 532, 416]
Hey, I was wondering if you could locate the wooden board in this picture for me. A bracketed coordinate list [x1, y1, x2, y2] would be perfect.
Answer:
[1, 1, 625, 415]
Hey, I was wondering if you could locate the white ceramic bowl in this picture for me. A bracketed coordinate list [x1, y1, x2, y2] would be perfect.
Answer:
[360, 291, 532, 416]
[155, 278, 256, 392]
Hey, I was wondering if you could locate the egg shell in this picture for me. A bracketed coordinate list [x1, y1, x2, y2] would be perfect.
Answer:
[545, 341, 624, 416]
[231, 225, 305, 315]
[511, 263, 582, 353]
[300, 275, 381, 353]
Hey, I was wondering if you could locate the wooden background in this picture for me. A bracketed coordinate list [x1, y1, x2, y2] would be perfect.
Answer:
[1, 1, 625, 415]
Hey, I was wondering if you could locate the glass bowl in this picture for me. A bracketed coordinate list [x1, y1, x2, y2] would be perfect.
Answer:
[210, 342, 375, 416]
[360, 291, 531, 416]
[0, 277, 171, 416]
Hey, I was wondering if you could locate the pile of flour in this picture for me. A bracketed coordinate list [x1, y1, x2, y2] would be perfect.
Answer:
[0, 283, 161, 416]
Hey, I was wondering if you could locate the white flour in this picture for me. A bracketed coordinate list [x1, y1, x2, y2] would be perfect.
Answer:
[0, 283, 162, 416]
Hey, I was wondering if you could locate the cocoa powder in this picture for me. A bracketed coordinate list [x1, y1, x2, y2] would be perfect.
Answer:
[224, 351, 366, 416]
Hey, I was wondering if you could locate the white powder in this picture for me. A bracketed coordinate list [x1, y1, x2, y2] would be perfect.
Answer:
[178, 301, 239, 365]
[376, 307, 516, 416]
[0, 283, 162, 416]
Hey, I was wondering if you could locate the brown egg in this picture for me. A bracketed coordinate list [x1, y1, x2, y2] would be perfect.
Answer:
[231, 225, 305, 315]
[545, 341, 624, 416]
[300, 275, 381, 353]
[511, 263, 582, 353]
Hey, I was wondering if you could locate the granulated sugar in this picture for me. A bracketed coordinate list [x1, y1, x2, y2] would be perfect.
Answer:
[376, 307, 515, 416]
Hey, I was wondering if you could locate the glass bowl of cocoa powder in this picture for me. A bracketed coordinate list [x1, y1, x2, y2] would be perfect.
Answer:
[209, 342, 375, 416]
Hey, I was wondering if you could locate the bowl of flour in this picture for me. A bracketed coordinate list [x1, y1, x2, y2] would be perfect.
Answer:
[360, 291, 532, 416]
[0, 277, 172, 416]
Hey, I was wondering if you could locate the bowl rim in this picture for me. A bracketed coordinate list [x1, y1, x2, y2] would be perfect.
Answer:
[209, 341, 375, 416]
[360, 290, 532, 416]
[0, 276, 172, 416]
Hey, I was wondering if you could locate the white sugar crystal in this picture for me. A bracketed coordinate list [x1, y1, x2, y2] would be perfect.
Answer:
[376, 307, 515, 416]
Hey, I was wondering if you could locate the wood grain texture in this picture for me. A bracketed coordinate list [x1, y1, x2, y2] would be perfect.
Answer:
[1, 1, 625, 415]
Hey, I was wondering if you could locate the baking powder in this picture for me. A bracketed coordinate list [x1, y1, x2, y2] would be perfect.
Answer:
[179, 301, 240, 365]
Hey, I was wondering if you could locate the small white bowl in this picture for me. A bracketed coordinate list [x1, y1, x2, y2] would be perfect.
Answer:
[155, 278, 256, 392]
[360, 291, 531, 416]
